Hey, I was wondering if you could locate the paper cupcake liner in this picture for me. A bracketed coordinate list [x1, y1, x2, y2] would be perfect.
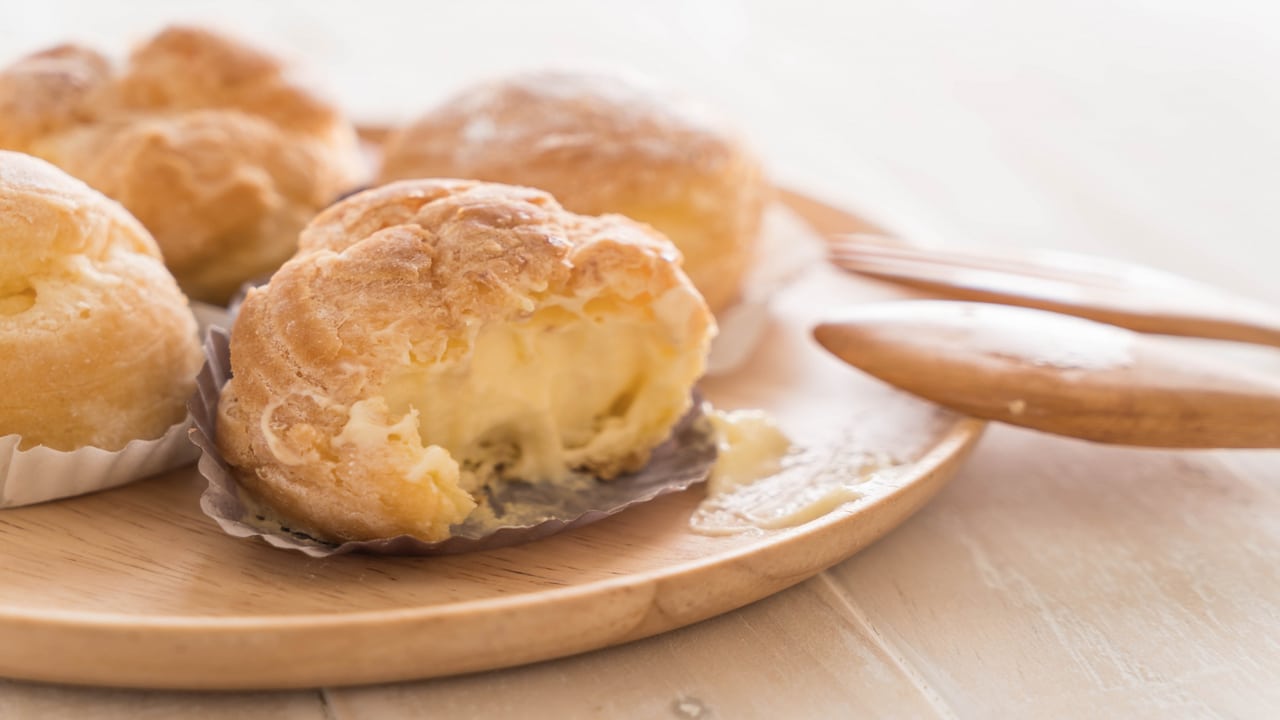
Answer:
[704, 204, 825, 375]
[189, 300, 234, 334]
[0, 302, 236, 510]
[0, 414, 197, 509]
[189, 327, 718, 557]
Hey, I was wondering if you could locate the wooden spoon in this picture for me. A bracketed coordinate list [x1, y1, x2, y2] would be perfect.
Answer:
[826, 236, 1280, 349]
[813, 300, 1280, 448]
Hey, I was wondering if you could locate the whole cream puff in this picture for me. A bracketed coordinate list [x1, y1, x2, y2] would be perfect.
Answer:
[216, 179, 716, 543]
[0, 151, 202, 450]
[0, 26, 364, 304]
[379, 71, 768, 314]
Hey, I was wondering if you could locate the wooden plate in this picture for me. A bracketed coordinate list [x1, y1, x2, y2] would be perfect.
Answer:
[0, 194, 984, 690]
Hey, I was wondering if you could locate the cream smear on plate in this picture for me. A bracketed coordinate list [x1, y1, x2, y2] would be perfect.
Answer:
[691, 407, 895, 536]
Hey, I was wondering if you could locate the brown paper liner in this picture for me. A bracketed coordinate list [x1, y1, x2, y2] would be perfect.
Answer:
[188, 328, 717, 557]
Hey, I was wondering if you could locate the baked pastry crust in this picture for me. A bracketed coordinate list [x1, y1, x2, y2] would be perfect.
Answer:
[0, 26, 363, 303]
[379, 71, 767, 313]
[0, 151, 202, 450]
[216, 179, 715, 542]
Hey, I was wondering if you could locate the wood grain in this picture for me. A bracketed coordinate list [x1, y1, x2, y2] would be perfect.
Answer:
[0, 682, 328, 720]
[0, 205, 981, 690]
[828, 424, 1280, 718]
[328, 576, 953, 720]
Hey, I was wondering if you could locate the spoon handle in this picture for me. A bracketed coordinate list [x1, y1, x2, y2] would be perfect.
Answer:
[837, 270, 1280, 350]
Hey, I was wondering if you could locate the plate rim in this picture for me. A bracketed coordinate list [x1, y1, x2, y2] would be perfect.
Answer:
[0, 190, 987, 689]
[0, 419, 984, 631]
[0, 419, 984, 690]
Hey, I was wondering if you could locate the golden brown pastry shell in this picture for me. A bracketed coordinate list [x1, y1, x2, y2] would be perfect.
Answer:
[216, 179, 714, 542]
[0, 26, 364, 304]
[379, 72, 768, 314]
[0, 151, 202, 451]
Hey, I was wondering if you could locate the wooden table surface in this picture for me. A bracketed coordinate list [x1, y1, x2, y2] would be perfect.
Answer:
[3, 2, 1279, 717]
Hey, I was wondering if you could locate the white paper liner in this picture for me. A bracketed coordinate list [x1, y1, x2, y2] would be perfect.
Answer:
[0, 416, 197, 509]
[189, 300, 234, 334]
[189, 327, 718, 556]
[705, 205, 826, 375]
[0, 302, 234, 510]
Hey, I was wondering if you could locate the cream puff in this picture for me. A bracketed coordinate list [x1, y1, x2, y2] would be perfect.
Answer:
[0, 26, 364, 304]
[379, 71, 767, 314]
[216, 179, 715, 543]
[0, 151, 202, 451]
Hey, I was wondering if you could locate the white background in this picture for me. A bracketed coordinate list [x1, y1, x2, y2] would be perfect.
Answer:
[4, 0, 1277, 301]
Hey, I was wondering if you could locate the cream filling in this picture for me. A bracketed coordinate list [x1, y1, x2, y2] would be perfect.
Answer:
[692, 410, 896, 536]
[336, 300, 702, 495]
[705, 408, 792, 495]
